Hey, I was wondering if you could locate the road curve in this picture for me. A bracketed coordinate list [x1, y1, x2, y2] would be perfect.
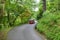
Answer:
[7, 24, 44, 40]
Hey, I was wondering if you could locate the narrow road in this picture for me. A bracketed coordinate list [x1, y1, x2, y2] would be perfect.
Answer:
[7, 24, 45, 40]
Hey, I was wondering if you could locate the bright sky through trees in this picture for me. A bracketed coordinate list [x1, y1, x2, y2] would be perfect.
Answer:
[34, 0, 40, 4]
[33, 0, 40, 11]
[33, 7, 39, 11]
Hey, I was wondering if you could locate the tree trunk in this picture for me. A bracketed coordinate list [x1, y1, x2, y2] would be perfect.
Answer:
[37, 0, 46, 20]
[41, 0, 46, 15]
[43, 0, 46, 12]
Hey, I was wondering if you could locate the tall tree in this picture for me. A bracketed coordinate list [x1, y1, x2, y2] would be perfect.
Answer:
[37, 0, 46, 20]
[0, 0, 5, 23]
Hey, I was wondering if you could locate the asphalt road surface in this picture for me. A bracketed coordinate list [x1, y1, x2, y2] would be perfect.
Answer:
[7, 24, 45, 40]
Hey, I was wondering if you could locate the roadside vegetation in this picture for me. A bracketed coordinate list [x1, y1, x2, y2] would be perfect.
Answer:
[37, 0, 60, 40]
[0, 0, 60, 40]
[0, 0, 31, 40]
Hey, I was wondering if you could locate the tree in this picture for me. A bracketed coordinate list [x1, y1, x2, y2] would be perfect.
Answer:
[37, 0, 46, 20]
[43, 0, 46, 11]
[4, 0, 32, 26]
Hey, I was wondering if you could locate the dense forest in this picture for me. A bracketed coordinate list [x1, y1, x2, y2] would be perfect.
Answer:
[37, 0, 60, 40]
[0, 0, 60, 40]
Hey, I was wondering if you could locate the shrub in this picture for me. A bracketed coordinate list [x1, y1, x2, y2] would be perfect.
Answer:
[37, 11, 60, 40]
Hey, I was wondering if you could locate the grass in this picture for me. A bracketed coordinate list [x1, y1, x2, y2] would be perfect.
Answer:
[0, 27, 12, 40]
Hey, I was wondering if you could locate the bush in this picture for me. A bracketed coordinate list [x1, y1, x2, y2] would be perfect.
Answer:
[37, 11, 60, 40]
[20, 11, 31, 24]
[14, 16, 21, 25]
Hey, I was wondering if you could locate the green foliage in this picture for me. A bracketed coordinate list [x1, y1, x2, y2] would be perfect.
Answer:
[36, 0, 60, 40]
[14, 16, 21, 25]
[37, 11, 60, 40]
[20, 10, 31, 23]
[0, 0, 32, 30]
